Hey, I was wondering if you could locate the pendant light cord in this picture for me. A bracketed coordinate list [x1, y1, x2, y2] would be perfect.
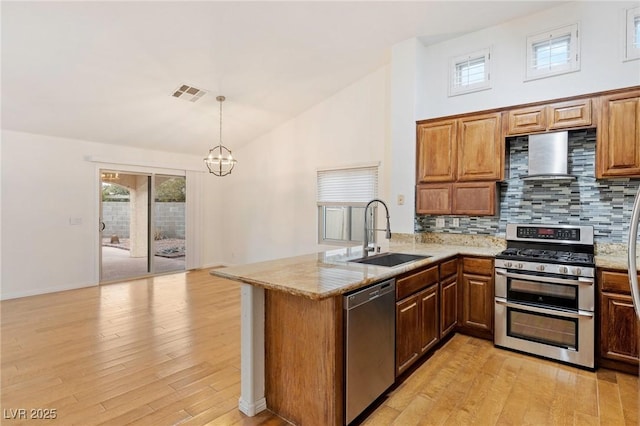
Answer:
[219, 97, 223, 157]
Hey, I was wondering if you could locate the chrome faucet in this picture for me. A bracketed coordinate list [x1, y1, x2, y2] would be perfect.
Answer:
[363, 198, 391, 257]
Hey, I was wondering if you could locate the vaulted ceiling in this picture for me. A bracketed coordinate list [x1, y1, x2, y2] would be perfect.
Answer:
[2, 1, 563, 155]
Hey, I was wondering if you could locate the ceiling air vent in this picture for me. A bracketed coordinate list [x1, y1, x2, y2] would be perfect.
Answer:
[171, 84, 207, 102]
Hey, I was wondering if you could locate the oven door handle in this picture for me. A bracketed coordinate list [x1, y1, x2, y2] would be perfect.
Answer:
[495, 270, 593, 286]
[495, 297, 594, 319]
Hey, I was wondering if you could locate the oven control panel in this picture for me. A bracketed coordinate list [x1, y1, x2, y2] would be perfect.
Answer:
[505, 224, 594, 245]
[516, 226, 580, 241]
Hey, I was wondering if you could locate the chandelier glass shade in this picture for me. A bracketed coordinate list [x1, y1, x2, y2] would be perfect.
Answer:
[204, 95, 237, 176]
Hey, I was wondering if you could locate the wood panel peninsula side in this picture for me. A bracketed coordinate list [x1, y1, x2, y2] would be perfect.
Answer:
[209, 244, 503, 425]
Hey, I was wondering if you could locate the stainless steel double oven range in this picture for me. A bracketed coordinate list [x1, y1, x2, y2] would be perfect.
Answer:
[494, 223, 595, 369]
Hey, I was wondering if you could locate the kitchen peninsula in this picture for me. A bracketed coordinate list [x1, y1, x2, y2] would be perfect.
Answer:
[211, 237, 504, 425]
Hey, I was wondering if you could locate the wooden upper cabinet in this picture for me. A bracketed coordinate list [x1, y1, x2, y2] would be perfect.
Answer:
[548, 99, 592, 130]
[416, 120, 457, 183]
[506, 98, 592, 135]
[415, 113, 501, 216]
[452, 182, 497, 216]
[457, 113, 503, 181]
[506, 105, 547, 135]
[597, 90, 640, 178]
[417, 182, 497, 216]
[416, 184, 451, 215]
[417, 114, 503, 184]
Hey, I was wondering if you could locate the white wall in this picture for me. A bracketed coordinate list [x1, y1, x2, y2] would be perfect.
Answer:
[219, 66, 390, 265]
[0, 130, 216, 299]
[0, 66, 390, 297]
[417, 1, 640, 118]
[4, 2, 639, 297]
[389, 38, 426, 234]
[391, 1, 640, 233]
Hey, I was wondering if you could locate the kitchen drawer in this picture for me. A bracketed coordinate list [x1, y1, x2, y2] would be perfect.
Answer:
[440, 258, 458, 280]
[397, 265, 439, 300]
[462, 257, 493, 276]
[600, 269, 637, 294]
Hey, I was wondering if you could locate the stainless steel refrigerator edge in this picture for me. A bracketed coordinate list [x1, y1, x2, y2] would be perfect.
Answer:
[344, 279, 396, 425]
[628, 186, 640, 321]
[627, 186, 640, 401]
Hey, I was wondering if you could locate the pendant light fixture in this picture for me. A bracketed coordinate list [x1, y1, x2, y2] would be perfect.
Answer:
[204, 95, 237, 176]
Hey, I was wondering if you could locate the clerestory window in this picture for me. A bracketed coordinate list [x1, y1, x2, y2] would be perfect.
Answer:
[525, 24, 580, 81]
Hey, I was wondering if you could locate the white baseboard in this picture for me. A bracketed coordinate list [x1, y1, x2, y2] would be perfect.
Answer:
[238, 397, 267, 417]
[0, 282, 97, 301]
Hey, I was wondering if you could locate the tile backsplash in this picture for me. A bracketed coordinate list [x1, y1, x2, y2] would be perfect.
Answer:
[415, 128, 640, 244]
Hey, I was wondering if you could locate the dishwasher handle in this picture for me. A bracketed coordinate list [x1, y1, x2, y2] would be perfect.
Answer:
[344, 279, 396, 310]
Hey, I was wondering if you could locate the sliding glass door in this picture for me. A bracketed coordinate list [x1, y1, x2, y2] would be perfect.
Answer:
[153, 175, 186, 274]
[99, 171, 185, 282]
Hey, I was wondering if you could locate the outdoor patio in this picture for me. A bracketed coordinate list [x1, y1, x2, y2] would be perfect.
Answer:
[101, 238, 185, 282]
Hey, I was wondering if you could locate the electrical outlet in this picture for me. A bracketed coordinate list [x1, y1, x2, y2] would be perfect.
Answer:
[453, 218, 460, 227]
[436, 218, 445, 228]
[397, 194, 405, 205]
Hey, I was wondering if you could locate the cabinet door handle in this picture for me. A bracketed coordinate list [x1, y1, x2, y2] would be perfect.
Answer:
[495, 297, 593, 319]
[496, 270, 593, 286]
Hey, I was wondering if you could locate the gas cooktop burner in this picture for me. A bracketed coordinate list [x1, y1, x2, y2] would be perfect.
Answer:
[497, 248, 594, 265]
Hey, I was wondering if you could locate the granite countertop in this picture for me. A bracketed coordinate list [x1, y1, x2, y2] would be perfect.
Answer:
[210, 234, 639, 300]
[594, 242, 638, 271]
[211, 237, 503, 300]
[594, 254, 636, 271]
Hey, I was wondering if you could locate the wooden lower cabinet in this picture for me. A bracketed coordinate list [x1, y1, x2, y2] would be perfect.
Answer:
[264, 290, 343, 425]
[396, 283, 439, 375]
[461, 273, 493, 333]
[601, 292, 638, 365]
[420, 284, 440, 353]
[458, 256, 494, 340]
[440, 275, 457, 337]
[598, 269, 639, 374]
[396, 294, 420, 374]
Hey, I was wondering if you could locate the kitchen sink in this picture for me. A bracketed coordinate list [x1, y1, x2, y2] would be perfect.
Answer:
[350, 252, 431, 268]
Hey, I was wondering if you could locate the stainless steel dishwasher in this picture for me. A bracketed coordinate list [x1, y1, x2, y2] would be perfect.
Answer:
[344, 278, 396, 424]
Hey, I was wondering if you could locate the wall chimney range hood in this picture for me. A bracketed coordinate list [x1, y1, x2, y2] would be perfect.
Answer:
[523, 131, 575, 180]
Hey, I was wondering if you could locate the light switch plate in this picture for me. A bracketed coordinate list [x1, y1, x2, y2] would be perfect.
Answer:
[397, 194, 405, 205]
[453, 218, 460, 227]
[436, 218, 445, 228]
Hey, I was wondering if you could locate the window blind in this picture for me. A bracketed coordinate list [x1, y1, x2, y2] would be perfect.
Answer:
[317, 166, 378, 204]
[455, 56, 485, 87]
[533, 34, 571, 70]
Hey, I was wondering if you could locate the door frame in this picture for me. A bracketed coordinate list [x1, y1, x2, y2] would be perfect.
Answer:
[95, 163, 188, 284]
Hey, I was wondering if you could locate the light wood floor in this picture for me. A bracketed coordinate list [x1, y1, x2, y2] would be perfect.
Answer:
[1, 269, 637, 425]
